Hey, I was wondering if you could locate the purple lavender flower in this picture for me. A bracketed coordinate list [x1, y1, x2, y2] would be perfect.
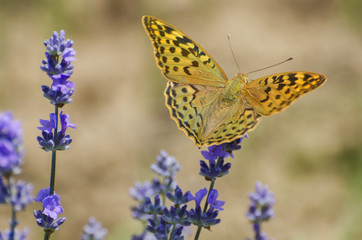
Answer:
[143, 195, 164, 215]
[0, 228, 28, 240]
[207, 190, 225, 211]
[146, 219, 170, 240]
[162, 205, 190, 226]
[33, 209, 66, 232]
[201, 145, 231, 161]
[37, 111, 75, 151]
[188, 207, 221, 228]
[59, 111, 76, 134]
[41, 194, 64, 219]
[37, 114, 56, 133]
[221, 134, 246, 154]
[81, 217, 108, 240]
[247, 182, 275, 240]
[247, 182, 275, 223]
[34, 188, 65, 232]
[188, 188, 207, 208]
[201, 135, 246, 161]
[0, 112, 24, 176]
[187, 188, 224, 228]
[130, 180, 163, 221]
[151, 150, 180, 178]
[199, 136, 246, 181]
[131, 231, 156, 240]
[199, 157, 231, 180]
[41, 30, 76, 106]
[0, 179, 8, 205]
[10, 180, 33, 211]
[166, 186, 191, 206]
[130, 181, 156, 202]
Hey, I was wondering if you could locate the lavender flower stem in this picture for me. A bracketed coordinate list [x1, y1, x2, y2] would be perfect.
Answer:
[255, 223, 261, 240]
[44, 106, 59, 240]
[169, 224, 176, 240]
[194, 169, 217, 240]
[49, 105, 59, 195]
[8, 177, 17, 240]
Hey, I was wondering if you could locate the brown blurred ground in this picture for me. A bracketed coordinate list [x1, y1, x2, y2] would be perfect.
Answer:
[0, 0, 362, 239]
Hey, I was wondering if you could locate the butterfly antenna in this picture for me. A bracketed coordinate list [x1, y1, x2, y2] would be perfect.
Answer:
[246, 56, 294, 75]
[227, 34, 241, 72]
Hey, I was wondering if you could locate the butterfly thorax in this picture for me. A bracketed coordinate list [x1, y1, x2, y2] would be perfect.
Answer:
[222, 74, 247, 104]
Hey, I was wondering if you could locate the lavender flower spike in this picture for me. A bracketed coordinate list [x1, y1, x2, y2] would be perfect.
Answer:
[0, 112, 24, 176]
[41, 30, 76, 106]
[34, 188, 66, 232]
[81, 217, 108, 240]
[246, 182, 275, 240]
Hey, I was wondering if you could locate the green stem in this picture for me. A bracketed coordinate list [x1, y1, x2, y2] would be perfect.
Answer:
[44, 106, 59, 240]
[49, 106, 59, 195]
[8, 177, 17, 240]
[44, 233, 49, 240]
[169, 224, 177, 240]
[194, 179, 216, 240]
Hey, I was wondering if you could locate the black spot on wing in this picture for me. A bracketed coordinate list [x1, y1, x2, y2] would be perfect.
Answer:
[288, 74, 298, 85]
[181, 48, 190, 57]
[164, 65, 170, 74]
[191, 61, 199, 67]
[260, 96, 269, 103]
[265, 87, 272, 94]
[184, 66, 191, 75]
[163, 25, 174, 34]
[276, 84, 286, 90]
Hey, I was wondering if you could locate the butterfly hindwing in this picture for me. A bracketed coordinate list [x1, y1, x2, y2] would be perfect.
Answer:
[204, 107, 261, 146]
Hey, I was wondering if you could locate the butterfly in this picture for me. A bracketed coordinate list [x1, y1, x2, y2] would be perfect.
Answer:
[142, 15, 326, 147]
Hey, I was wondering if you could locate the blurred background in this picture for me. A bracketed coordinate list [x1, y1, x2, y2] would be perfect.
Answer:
[1, 0, 362, 239]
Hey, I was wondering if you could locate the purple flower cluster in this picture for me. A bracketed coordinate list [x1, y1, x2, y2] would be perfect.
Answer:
[131, 150, 228, 239]
[81, 217, 108, 240]
[0, 112, 33, 239]
[200, 136, 246, 180]
[40, 30, 76, 106]
[34, 30, 78, 238]
[34, 188, 65, 233]
[37, 30, 76, 152]
[10, 180, 33, 211]
[247, 182, 275, 240]
[0, 112, 24, 176]
[0, 228, 28, 240]
[37, 111, 75, 151]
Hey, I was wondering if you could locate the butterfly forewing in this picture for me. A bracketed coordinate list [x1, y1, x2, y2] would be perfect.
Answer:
[244, 72, 327, 116]
[142, 15, 228, 87]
